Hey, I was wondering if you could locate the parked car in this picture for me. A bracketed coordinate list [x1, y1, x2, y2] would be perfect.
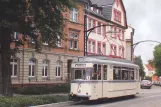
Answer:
[141, 80, 152, 89]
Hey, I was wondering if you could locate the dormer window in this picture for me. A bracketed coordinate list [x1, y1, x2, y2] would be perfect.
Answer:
[91, 7, 93, 11]
[97, 9, 99, 13]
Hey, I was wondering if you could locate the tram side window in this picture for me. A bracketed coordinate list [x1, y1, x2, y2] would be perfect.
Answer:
[122, 70, 128, 80]
[130, 70, 134, 80]
[98, 65, 101, 80]
[103, 65, 107, 80]
[92, 64, 97, 80]
[113, 67, 121, 80]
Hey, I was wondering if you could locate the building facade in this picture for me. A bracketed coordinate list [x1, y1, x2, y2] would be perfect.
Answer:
[9, 0, 134, 87]
[144, 64, 155, 77]
[10, 1, 89, 87]
[125, 26, 135, 61]
[86, 0, 132, 60]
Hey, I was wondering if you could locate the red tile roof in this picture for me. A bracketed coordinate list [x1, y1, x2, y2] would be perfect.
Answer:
[145, 64, 155, 71]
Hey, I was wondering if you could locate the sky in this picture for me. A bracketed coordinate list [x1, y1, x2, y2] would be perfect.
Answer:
[123, 0, 161, 64]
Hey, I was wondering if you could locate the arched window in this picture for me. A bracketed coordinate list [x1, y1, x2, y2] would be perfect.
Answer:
[10, 58, 18, 77]
[42, 60, 49, 77]
[56, 61, 62, 77]
[29, 58, 36, 77]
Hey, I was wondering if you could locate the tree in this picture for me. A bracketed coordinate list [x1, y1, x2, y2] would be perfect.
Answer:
[152, 44, 161, 76]
[134, 56, 145, 78]
[0, 0, 75, 96]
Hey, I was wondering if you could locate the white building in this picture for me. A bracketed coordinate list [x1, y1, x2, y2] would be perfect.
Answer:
[144, 64, 155, 77]
[86, 0, 134, 60]
[125, 26, 135, 61]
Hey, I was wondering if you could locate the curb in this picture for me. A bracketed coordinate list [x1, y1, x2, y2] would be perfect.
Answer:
[30, 101, 73, 107]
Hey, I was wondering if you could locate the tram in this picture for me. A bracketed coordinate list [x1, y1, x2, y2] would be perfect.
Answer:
[69, 56, 140, 101]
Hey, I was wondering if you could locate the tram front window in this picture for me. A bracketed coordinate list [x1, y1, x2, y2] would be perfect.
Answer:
[72, 68, 92, 80]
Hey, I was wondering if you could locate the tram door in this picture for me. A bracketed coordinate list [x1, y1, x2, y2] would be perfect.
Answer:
[92, 64, 106, 98]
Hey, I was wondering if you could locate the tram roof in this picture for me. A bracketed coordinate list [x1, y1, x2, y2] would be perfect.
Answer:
[72, 56, 139, 68]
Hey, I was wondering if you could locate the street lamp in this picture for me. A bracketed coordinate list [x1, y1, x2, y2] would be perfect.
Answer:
[131, 40, 161, 61]
[84, 4, 122, 56]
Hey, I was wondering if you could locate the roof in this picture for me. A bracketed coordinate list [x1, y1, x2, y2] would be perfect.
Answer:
[90, 0, 115, 20]
[145, 64, 155, 71]
[86, 0, 127, 28]
[72, 56, 139, 68]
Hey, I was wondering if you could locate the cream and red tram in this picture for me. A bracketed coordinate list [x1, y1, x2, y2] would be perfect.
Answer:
[69, 56, 140, 101]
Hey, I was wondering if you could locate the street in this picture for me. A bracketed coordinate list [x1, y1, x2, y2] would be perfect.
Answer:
[65, 86, 161, 107]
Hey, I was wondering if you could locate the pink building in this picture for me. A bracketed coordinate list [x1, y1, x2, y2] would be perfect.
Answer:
[86, 0, 134, 60]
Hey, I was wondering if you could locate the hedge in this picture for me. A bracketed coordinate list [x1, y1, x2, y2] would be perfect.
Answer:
[13, 83, 70, 95]
[0, 95, 69, 107]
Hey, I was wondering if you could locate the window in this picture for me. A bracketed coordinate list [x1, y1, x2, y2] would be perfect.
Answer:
[113, 66, 135, 80]
[91, 42, 95, 53]
[88, 41, 91, 52]
[88, 40, 95, 53]
[75, 70, 85, 79]
[103, 44, 106, 55]
[110, 44, 117, 56]
[88, 18, 95, 32]
[113, 67, 121, 80]
[97, 42, 101, 54]
[113, 9, 121, 22]
[91, 7, 94, 11]
[122, 70, 128, 80]
[69, 31, 79, 50]
[88, 18, 94, 30]
[116, 0, 119, 6]
[29, 59, 36, 77]
[103, 26, 106, 36]
[56, 61, 62, 77]
[118, 12, 121, 22]
[70, 8, 78, 22]
[103, 65, 108, 80]
[42, 60, 49, 77]
[119, 46, 124, 58]
[57, 36, 62, 47]
[97, 22, 101, 34]
[10, 58, 18, 77]
[110, 27, 117, 38]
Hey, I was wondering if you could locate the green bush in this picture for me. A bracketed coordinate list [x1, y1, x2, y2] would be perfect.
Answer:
[13, 83, 70, 95]
[0, 95, 69, 107]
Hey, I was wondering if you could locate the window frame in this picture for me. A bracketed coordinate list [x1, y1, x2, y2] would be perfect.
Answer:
[119, 46, 124, 58]
[57, 35, 62, 47]
[10, 58, 18, 77]
[110, 44, 117, 56]
[69, 31, 79, 50]
[97, 42, 102, 54]
[56, 61, 61, 77]
[42, 60, 49, 77]
[29, 59, 36, 77]
[70, 8, 78, 23]
[102, 43, 106, 55]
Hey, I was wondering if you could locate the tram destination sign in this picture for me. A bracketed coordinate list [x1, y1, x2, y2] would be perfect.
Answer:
[75, 64, 86, 68]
